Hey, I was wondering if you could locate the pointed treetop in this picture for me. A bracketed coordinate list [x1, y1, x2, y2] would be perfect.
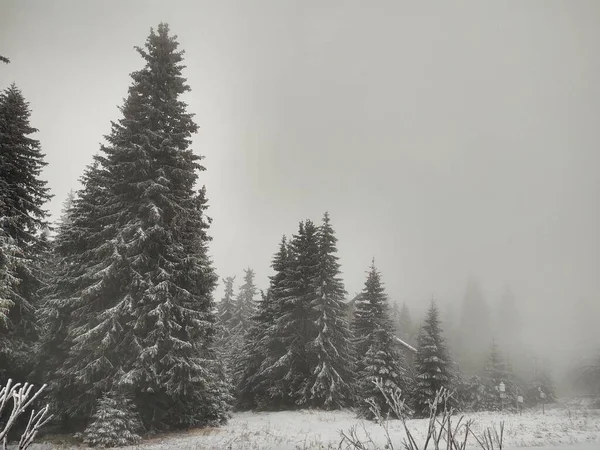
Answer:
[136, 22, 185, 68]
[0, 83, 52, 244]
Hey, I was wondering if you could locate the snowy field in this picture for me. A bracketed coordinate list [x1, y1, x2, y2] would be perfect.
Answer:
[31, 404, 600, 450]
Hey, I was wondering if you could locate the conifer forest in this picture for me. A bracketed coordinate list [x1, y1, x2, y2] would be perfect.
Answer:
[1, 2, 599, 449]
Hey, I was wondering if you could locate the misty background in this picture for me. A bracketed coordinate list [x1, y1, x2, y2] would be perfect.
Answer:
[1, 1, 599, 379]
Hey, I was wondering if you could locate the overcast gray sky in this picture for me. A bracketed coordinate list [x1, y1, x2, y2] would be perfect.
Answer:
[2, 1, 599, 358]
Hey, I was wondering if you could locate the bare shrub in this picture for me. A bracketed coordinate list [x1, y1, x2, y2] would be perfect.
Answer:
[340, 379, 504, 450]
[0, 379, 52, 450]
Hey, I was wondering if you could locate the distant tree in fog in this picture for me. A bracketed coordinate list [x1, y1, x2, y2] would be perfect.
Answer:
[397, 302, 415, 344]
[576, 350, 600, 397]
[479, 341, 521, 412]
[391, 301, 401, 335]
[495, 286, 522, 352]
[572, 297, 600, 357]
[525, 356, 556, 405]
[456, 278, 492, 375]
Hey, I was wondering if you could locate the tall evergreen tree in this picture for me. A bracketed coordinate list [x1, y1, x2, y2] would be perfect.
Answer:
[247, 236, 291, 409]
[57, 189, 77, 229]
[0, 227, 20, 381]
[398, 302, 414, 343]
[495, 286, 529, 378]
[49, 24, 229, 431]
[214, 275, 237, 382]
[391, 301, 402, 336]
[0, 84, 51, 383]
[234, 289, 270, 409]
[257, 221, 321, 407]
[280, 220, 321, 405]
[495, 287, 521, 347]
[229, 268, 257, 337]
[304, 212, 354, 409]
[0, 85, 50, 248]
[38, 160, 109, 428]
[457, 279, 492, 375]
[212, 275, 237, 393]
[217, 276, 236, 331]
[222, 268, 257, 388]
[346, 293, 361, 325]
[413, 301, 452, 417]
[353, 262, 410, 418]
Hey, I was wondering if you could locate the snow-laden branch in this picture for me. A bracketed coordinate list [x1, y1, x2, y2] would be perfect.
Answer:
[0, 379, 53, 450]
[395, 335, 417, 353]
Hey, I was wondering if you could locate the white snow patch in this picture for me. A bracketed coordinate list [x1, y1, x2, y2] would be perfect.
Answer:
[30, 405, 600, 450]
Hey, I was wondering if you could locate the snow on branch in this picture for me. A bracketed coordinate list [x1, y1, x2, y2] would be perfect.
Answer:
[395, 335, 417, 353]
[0, 379, 53, 450]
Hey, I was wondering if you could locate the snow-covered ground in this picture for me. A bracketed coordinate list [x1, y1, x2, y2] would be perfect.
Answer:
[32, 405, 600, 450]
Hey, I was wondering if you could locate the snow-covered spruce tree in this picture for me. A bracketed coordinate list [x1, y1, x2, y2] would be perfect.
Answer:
[234, 289, 272, 409]
[346, 293, 361, 325]
[214, 275, 237, 393]
[229, 268, 258, 338]
[413, 301, 452, 417]
[0, 228, 18, 328]
[81, 392, 143, 447]
[258, 221, 321, 407]
[0, 84, 51, 383]
[353, 262, 410, 419]
[52, 24, 230, 431]
[280, 221, 321, 406]
[37, 160, 110, 428]
[398, 302, 414, 344]
[303, 212, 354, 409]
[0, 227, 20, 382]
[217, 276, 236, 336]
[223, 269, 257, 388]
[57, 189, 76, 230]
[244, 236, 291, 409]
